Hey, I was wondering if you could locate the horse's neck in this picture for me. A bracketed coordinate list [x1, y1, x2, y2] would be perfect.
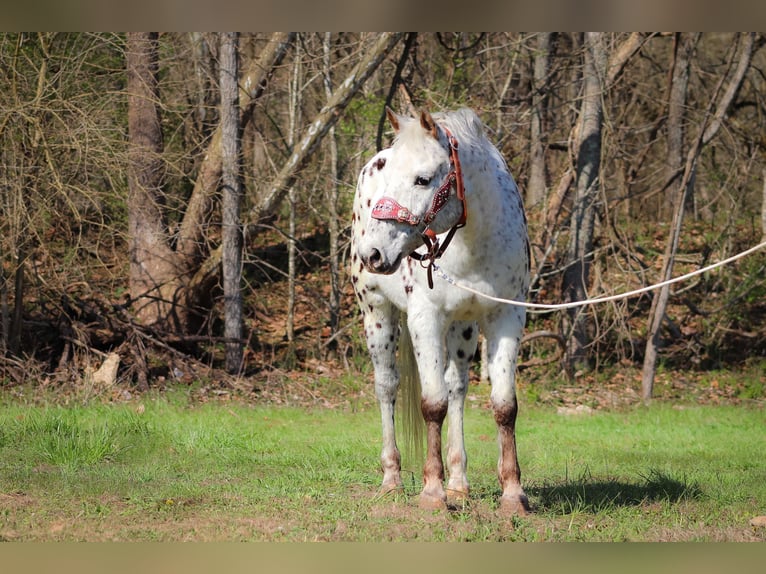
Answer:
[460, 162, 509, 243]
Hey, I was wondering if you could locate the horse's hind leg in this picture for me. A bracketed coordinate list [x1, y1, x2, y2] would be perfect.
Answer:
[482, 307, 531, 515]
[362, 299, 403, 494]
[444, 321, 478, 505]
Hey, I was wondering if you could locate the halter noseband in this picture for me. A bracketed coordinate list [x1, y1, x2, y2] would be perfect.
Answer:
[370, 127, 467, 288]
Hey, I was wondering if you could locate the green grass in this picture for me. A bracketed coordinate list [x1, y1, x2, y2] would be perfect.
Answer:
[0, 392, 764, 541]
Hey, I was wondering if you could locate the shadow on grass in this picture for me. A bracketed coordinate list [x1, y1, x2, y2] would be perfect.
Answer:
[530, 468, 704, 514]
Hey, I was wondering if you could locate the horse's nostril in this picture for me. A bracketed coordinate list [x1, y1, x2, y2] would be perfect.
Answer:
[369, 248, 382, 265]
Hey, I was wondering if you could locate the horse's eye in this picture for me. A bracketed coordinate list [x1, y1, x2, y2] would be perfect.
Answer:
[415, 176, 432, 187]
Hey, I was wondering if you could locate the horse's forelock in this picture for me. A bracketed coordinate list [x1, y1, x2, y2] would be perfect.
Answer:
[391, 114, 424, 147]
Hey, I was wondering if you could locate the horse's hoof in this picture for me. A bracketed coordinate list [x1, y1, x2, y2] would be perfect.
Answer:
[418, 492, 448, 511]
[446, 487, 470, 509]
[498, 494, 531, 516]
[377, 481, 403, 497]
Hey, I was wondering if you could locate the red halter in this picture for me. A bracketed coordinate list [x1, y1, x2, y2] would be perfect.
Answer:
[370, 128, 467, 288]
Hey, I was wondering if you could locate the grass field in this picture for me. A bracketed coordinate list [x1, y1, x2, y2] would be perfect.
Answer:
[1, 387, 765, 541]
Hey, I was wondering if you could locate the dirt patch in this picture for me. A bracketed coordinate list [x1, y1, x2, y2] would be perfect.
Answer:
[0, 491, 35, 510]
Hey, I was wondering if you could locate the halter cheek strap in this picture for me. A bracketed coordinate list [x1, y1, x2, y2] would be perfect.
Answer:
[370, 172, 457, 228]
[370, 127, 467, 288]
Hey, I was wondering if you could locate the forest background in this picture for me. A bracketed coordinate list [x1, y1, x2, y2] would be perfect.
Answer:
[1, 32, 764, 406]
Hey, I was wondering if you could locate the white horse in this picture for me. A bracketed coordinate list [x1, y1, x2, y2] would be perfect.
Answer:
[350, 107, 530, 514]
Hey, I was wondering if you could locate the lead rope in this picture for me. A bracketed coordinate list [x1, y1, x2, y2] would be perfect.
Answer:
[429, 240, 766, 311]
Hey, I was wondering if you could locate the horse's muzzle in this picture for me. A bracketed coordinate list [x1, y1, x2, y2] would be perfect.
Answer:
[361, 248, 400, 275]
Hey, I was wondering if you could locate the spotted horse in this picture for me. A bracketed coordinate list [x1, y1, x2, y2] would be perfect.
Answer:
[350, 107, 530, 514]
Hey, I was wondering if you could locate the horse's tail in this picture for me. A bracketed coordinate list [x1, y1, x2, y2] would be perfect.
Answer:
[397, 315, 424, 468]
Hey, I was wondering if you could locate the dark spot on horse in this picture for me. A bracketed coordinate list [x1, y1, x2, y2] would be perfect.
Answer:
[368, 304, 374, 313]
[374, 157, 386, 171]
[457, 349, 465, 359]
[404, 284, 413, 295]
[366, 198, 371, 207]
[352, 275, 358, 284]
[375, 322, 382, 329]
[389, 335, 395, 342]
[462, 327, 473, 341]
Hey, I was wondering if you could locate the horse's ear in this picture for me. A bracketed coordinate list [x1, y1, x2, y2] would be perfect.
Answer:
[419, 109, 438, 139]
[385, 107, 401, 133]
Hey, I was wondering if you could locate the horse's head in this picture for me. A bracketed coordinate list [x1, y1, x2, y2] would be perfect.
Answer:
[358, 108, 467, 275]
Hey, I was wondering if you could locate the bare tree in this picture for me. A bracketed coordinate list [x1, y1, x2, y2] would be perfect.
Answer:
[323, 32, 342, 347]
[126, 33, 293, 339]
[762, 168, 766, 242]
[665, 33, 701, 216]
[527, 32, 551, 211]
[286, 35, 303, 355]
[641, 32, 755, 402]
[192, 33, 405, 290]
[561, 32, 606, 373]
[179, 32, 293, 274]
[127, 32, 191, 332]
[220, 32, 243, 374]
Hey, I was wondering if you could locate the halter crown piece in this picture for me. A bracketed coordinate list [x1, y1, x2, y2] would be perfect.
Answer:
[370, 127, 467, 288]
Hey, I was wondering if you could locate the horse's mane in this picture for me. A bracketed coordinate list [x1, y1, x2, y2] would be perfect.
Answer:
[395, 108, 490, 153]
[432, 108, 488, 148]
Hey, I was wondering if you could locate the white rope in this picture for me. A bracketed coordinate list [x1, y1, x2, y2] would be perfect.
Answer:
[431, 240, 766, 311]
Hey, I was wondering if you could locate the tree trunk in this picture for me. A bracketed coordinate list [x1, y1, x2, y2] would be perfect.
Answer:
[641, 32, 754, 402]
[285, 35, 302, 355]
[527, 32, 551, 211]
[127, 32, 192, 332]
[220, 32, 243, 374]
[761, 168, 766, 242]
[324, 32, 341, 346]
[9, 246, 25, 355]
[561, 32, 606, 373]
[665, 33, 700, 217]
[189, 32, 215, 138]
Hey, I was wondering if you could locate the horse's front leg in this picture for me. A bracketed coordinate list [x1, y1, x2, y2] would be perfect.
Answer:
[483, 307, 531, 515]
[363, 300, 403, 494]
[408, 310, 449, 510]
[444, 321, 478, 505]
